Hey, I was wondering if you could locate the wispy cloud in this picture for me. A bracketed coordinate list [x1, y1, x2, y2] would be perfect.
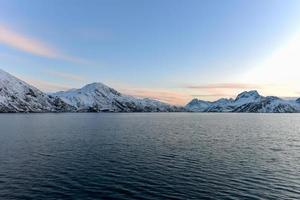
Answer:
[112, 82, 262, 105]
[46, 71, 86, 82]
[242, 32, 300, 84]
[191, 93, 229, 98]
[116, 86, 190, 105]
[183, 82, 262, 101]
[0, 25, 88, 64]
[185, 83, 261, 90]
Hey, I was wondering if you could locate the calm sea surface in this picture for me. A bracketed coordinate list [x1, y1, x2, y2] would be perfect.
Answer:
[0, 113, 299, 200]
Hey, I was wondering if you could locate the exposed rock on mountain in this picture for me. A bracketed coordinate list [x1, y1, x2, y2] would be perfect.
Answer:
[186, 90, 300, 113]
[0, 69, 75, 112]
[182, 99, 211, 112]
[0, 69, 184, 113]
[1, 68, 299, 113]
[53, 82, 184, 112]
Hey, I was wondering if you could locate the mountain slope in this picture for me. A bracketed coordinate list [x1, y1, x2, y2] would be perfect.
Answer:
[1, 68, 299, 113]
[180, 99, 211, 112]
[186, 90, 300, 113]
[53, 82, 184, 112]
[0, 69, 74, 112]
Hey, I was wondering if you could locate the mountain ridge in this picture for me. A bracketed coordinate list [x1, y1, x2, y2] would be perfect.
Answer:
[53, 82, 185, 112]
[186, 90, 300, 113]
[0, 69, 184, 113]
[0, 69, 300, 113]
[0, 69, 75, 112]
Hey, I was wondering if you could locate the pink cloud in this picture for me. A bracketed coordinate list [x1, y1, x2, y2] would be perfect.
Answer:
[186, 83, 261, 89]
[119, 87, 191, 105]
[0, 25, 88, 64]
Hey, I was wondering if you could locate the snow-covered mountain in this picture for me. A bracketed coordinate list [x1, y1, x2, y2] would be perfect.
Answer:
[1, 68, 299, 113]
[186, 90, 300, 113]
[0, 69, 184, 113]
[0, 69, 75, 112]
[53, 82, 184, 112]
[185, 99, 211, 112]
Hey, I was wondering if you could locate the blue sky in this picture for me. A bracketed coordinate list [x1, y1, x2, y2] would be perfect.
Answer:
[1, 0, 300, 105]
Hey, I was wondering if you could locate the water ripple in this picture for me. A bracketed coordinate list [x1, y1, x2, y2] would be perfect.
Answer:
[0, 113, 299, 199]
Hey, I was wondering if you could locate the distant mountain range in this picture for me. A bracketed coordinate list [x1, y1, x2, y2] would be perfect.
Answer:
[0, 69, 183, 113]
[53, 83, 184, 112]
[0, 68, 300, 113]
[186, 90, 300, 113]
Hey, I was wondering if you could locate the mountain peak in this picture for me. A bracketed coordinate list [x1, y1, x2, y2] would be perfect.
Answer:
[235, 90, 261, 101]
[0, 68, 73, 112]
[189, 98, 209, 104]
[185, 90, 300, 113]
[53, 81, 184, 112]
[185, 98, 211, 112]
[0, 68, 8, 75]
[81, 82, 121, 97]
[82, 82, 109, 90]
[0, 68, 23, 83]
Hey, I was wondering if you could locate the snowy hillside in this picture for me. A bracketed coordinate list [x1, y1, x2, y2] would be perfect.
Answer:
[0, 69, 74, 112]
[53, 82, 184, 112]
[0, 69, 184, 113]
[1, 68, 299, 113]
[186, 90, 300, 113]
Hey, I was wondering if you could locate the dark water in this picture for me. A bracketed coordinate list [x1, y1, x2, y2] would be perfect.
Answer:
[0, 113, 299, 200]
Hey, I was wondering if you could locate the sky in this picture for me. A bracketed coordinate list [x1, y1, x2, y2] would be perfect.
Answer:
[1, 0, 300, 105]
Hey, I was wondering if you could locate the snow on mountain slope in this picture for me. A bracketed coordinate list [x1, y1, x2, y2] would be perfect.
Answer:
[233, 96, 299, 113]
[54, 82, 184, 112]
[54, 83, 122, 111]
[233, 90, 262, 106]
[0, 69, 183, 113]
[0, 69, 74, 112]
[186, 90, 300, 113]
[1, 68, 299, 113]
[185, 99, 211, 112]
[205, 98, 235, 112]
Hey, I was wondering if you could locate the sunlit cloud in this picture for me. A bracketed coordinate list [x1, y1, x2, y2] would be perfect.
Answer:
[182, 82, 261, 100]
[243, 32, 300, 83]
[185, 31, 300, 100]
[115, 86, 190, 105]
[116, 83, 262, 105]
[46, 71, 86, 82]
[0, 25, 88, 64]
[191, 93, 232, 98]
[126, 89, 189, 105]
[186, 83, 261, 90]
[241, 31, 300, 97]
